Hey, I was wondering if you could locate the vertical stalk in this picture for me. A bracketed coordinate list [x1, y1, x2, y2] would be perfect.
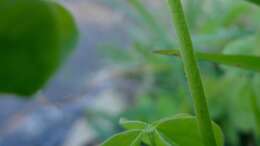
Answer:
[167, 0, 217, 146]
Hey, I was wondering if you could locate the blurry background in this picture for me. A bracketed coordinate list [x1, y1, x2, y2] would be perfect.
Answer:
[0, 0, 259, 146]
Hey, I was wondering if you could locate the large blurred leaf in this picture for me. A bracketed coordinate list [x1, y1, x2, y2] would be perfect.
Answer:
[155, 115, 224, 146]
[52, 2, 78, 59]
[246, 0, 260, 6]
[155, 49, 260, 72]
[0, 0, 78, 96]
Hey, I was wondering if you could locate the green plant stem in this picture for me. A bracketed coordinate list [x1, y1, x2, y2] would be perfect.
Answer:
[167, 0, 217, 146]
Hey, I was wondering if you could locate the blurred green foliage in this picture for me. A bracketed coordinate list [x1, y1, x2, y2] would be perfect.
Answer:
[0, 0, 78, 96]
[88, 0, 260, 145]
[247, 0, 260, 6]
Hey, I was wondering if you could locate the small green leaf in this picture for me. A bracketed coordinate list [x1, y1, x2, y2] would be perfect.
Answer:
[153, 49, 180, 56]
[120, 118, 147, 130]
[154, 49, 260, 72]
[101, 130, 142, 146]
[0, 0, 78, 96]
[155, 115, 224, 146]
[152, 113, 192, 127]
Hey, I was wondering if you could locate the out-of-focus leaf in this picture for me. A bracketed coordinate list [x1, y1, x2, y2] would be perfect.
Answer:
[227, 77, 254, 131]
[120, 118, 147, 130]
[101, 130, 142, 146]
[0, 0, 78, 96]
[155, 115, 224, 146]
[246, 0, 260, 6]
[128, 0, 172, 47]
[128, 0, 159, 30]
[249, 83, 260, 139]
[52, 2, 78, 59]
[223, 36, 257, 55]
[154, 49, 260, 72]
[221, 4, 250, 26]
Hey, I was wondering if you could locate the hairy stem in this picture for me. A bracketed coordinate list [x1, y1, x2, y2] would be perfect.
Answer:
[167, 0, 217, 146]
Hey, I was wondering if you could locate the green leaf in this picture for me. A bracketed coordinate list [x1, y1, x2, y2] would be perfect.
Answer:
[152, 113, 192, 126]
[52, 2, 78, 60]
[154, 49, 260, 72]
[246, 0, 260, 6]
[101, 130, 142, 146]
[0, 0, 78, 96]
[120, 118, 147, 130]
[249, 82, 260, 139]
[155, 115, 224, 146]
[154, 130, 176, 146]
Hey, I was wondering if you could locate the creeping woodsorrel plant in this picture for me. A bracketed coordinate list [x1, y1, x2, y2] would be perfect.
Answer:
[101, 0, 260, 145]
[0, 0, 259, 145]
[101, 0, 223, 145]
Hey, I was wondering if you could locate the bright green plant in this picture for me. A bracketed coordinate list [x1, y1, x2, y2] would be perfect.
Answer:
[101, 0, 222, 145]
[102, 114, 223, 146]
[155, 48, 260, 145]
[101, 0, 260, 145]
[0, 0, 78, 96]
[0, 0, 259, 145]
